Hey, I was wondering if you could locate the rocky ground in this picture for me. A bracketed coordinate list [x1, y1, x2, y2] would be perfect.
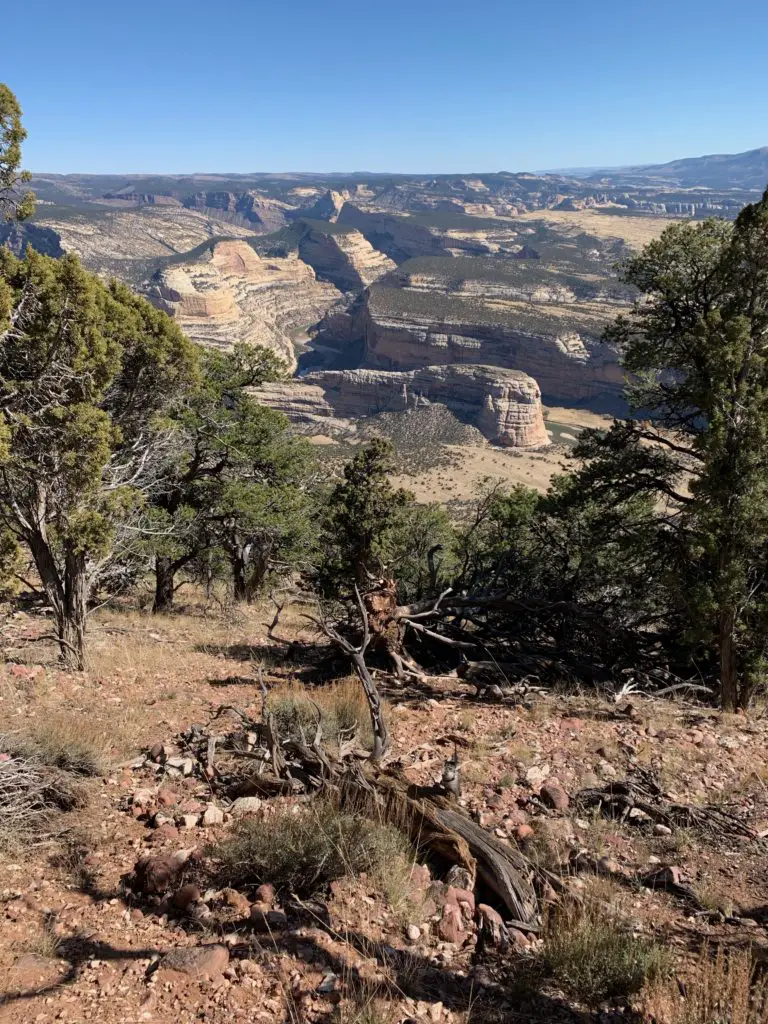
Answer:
[1, 601, 767, 1024]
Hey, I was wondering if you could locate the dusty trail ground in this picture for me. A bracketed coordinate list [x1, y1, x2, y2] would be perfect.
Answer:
[1, 598, 767, 1024]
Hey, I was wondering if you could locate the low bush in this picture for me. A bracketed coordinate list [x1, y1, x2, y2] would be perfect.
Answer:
[541, 902, 670, 1006]
[213, 799, 413, 899]
[0, 745, 83, 851]
[268, 678, 374, 748]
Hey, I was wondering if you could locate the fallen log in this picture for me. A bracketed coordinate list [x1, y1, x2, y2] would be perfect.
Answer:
[339, 768, 540, 931]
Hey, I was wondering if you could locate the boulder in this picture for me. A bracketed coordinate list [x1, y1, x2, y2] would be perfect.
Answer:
[158, 944, 229, 979]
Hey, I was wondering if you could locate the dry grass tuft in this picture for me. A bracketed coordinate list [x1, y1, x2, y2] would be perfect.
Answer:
[0, 745, 85, 851]
[268, 677, 377, 748]
[643, 945, 768, 1023]
[212, 799, 414, 900]
[541, 901, 670, 1006]
[6, 713, 117, 776]
[333, 977, 399, 1024]
[16, 922, 63, 961]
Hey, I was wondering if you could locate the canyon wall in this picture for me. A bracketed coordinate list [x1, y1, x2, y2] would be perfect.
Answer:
[256, 364, 549, 448]
[150, 240, 343, 366]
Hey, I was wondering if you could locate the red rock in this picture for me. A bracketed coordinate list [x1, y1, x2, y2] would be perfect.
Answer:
[255, 883, 276, 907]
[128, 853, 183, 895]
[514, 824, 534, 842]
[156, 788, 178, 807]
[409, 863, 431, 891]
[539, 779, 570, 811]
[159, 943, 229, 979]
[437, 902, 466, 944]
[149, 824, 180, 844]
[476, 904, 507, 949]
[445, 886, 475, 919]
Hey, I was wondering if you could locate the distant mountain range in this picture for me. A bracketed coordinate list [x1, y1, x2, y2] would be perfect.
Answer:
[585, 147, 768, 191]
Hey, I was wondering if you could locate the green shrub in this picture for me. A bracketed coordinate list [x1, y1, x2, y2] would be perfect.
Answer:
[542, 902, 670, 1005]
[213, 799, 413, 898]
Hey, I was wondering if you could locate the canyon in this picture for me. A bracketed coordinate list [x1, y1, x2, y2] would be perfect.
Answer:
[256, 364, 549, 448]
[5, 153, 762, 450]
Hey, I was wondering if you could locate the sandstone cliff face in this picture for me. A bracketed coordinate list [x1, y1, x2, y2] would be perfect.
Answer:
[297, 225, 396, 292]
[363, 286, 624, 407]
[151, 240, 343, 366]
[37, 206, 258, 281]
[182, 192, 289, 231]
[256, 364, 548, 448]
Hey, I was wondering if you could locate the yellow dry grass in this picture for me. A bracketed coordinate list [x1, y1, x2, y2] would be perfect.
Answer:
[516, 207, 680, 248]
[393, 441, 570, 499]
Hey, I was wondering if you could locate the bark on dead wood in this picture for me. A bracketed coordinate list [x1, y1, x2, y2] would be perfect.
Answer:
[339, 769, 540, 931]
[309, 587, 390, 762]
[576, 773, 761, 843]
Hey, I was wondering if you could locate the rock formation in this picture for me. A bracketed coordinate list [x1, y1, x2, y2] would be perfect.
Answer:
[256, 364, 549, 447]
[360, 258, 628, 408]
[182, 192, 290, 231]
[296, 223, 396, 291]
[150, 240, 343, 366]
[36, 206, 259, 281]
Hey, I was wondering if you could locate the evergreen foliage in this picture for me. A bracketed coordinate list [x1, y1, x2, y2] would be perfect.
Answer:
[0, 84, 34, 221]
[0, 248, 197, 665]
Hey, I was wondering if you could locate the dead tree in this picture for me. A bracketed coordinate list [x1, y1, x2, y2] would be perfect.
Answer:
[311, 587, 390, 762]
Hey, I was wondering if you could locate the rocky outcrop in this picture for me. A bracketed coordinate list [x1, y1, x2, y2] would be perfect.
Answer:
[150, 240, 343, 366]
[182, 192, 290, 231]
[361, 263, 627, 408]
[256, 364, 548, 447]
[298, 189, 348, 222]
[297, 224, 396, 291]
[36, 206, 258, 280]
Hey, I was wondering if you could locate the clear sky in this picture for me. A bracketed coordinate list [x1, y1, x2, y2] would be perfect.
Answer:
[5, 0, 768, 174]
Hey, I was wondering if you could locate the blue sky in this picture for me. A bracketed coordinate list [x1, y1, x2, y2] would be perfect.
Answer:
[5, 0, 768, 174]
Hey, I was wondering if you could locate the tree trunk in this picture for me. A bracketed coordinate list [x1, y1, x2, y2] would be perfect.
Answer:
[60, 546, 87, 670]
[153, 555, 176, 613]
[719, 605, 739, 712]
[25, 528, 85, 669]
[245, 548, 270, 604]
[231, 546, 248, 603]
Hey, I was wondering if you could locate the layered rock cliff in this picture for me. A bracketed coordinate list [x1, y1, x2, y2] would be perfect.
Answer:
[182, 192, 290, 231]
[296, 223, 396, 291]
[256, 364, 548, 447]
[360, 254, 628, 408]
[36, 206, 258, 282]
[150, 240, 343, 366]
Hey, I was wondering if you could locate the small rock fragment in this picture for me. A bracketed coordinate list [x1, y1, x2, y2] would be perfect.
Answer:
[540, 779, 570, 811]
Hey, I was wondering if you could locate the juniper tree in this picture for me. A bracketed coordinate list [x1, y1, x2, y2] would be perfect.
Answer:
[0, 84, 34, 221]
[317, 438, 452, 599]
[584, 191, 768, 709]
[0, 248, 197, 666]
[148, 345, 317, 610]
